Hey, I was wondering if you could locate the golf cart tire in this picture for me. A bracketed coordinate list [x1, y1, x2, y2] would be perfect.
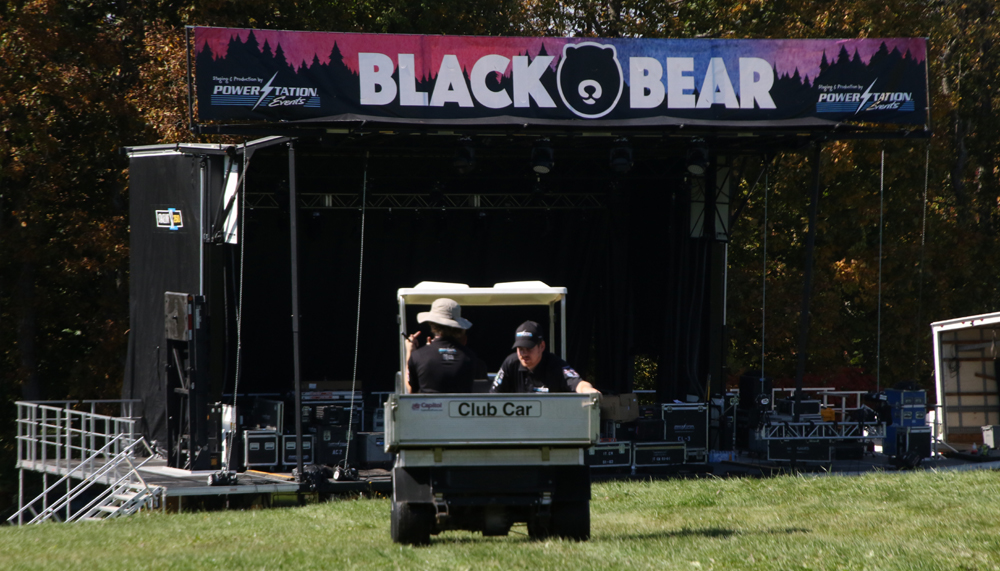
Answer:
[552, 500, 590, 541]
[391, 500, 433, 545]
[527, 513, 553, 540]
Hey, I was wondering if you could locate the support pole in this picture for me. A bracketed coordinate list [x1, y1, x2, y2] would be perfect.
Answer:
[794, 143, 822, 423]
[18, 468, 24, 525]
[288, 141, 304, 480]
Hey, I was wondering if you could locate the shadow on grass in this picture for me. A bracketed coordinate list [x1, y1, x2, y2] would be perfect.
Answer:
[605, 526, 811, 541]
[406, 526, 812, 545]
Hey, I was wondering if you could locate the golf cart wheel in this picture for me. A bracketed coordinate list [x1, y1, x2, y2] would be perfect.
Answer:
[552, 500, 590, 541]
[391, 500, 432, 545]
[527, 513, 552, 540]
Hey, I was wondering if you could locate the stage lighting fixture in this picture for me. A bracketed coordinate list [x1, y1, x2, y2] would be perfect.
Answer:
[531, 139, 554, 174]
[453, 137, 476, 174]
[609, 138, 633, 174]
[686, 146, 709, 175]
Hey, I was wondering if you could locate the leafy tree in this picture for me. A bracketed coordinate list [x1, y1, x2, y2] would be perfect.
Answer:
[0, 0, 161, 513]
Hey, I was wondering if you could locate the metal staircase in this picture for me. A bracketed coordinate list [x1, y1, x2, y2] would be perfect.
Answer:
[9, 401, 164, 525]
[9, 435, 162, 524]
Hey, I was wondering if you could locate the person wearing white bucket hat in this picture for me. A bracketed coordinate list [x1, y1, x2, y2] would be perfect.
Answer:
[405, 298, 480, 394]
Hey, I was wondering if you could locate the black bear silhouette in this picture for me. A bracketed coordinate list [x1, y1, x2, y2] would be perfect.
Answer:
[556, 42, 624, 119]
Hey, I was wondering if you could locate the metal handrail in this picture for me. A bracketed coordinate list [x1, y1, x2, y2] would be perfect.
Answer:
[9, 436, 160, 525]
[72, 451, 156, 522]
[12, 400, 146, 524]
[15, 401, 140, 473]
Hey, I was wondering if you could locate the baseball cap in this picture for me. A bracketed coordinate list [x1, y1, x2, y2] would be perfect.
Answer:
[512, 320, 544, 349]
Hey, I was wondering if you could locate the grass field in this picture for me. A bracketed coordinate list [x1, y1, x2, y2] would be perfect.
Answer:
[2, 469, 1000, 570]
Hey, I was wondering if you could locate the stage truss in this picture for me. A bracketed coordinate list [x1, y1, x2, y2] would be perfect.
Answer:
[759, 421, 886, 440]
[246, 192, 608, 210]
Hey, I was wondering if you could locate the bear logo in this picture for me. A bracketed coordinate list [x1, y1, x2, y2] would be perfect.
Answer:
[556, 42, 624, 119]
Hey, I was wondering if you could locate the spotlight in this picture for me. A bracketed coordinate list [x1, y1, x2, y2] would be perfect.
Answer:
[609, 138, 633, 174]
[453, 137, 475, 174]
[530, 139, 554, 174]
[686, 146, 709, 175]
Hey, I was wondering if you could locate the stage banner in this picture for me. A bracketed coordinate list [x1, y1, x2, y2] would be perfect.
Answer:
[193, 27, 928, 126]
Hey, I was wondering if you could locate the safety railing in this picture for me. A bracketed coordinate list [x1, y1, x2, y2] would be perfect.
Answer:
[14, 400, 141, 476]
[12, 400, 148, 523]
[8, 436, 161, 525]
[770, 387, 870, 419]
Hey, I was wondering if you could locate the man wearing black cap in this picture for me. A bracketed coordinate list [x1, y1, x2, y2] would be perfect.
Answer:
[490, 321, 599, 394]
[405, 298, 480, 394]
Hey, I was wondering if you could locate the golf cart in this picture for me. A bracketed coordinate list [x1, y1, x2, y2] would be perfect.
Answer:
[385, 281, 600, 544]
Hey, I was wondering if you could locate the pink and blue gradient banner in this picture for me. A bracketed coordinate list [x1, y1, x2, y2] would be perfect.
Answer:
[194, 27, 928, 127]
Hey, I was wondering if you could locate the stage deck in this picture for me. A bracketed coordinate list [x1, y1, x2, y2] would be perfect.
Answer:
[19, 457, 392, 500]
[18, 449, 999, 519]
[137, 460, 393, 498]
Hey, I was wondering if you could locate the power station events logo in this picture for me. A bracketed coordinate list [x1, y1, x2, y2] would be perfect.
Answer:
[815, 79, 915, 114]
[155, 208, 183, 230]
[210, 72, 320, 110]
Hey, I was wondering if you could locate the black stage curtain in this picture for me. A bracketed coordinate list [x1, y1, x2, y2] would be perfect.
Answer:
[124, 155, 205, 446]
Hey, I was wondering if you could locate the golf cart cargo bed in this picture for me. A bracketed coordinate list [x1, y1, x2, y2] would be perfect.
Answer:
[385, 393, 600, 451]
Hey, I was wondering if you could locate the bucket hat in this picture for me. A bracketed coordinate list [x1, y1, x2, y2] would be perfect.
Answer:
[417, 298, 472, 329]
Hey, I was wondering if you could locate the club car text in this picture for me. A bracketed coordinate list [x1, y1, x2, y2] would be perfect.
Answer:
[449, 400, 542, 418]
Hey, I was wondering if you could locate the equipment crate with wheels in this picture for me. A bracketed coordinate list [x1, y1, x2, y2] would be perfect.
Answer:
[358, 431, 393, 468]
[243, 430, 279, 470]
[884, 389, 926, 407]
[895, 405, 927, 427]
[281, 434, 314, 467]
[767, 439, 832, 463]
[662, 403, 709, 462]
[584, 441, 632, 468]
[633, 442, 686, 467]
[884, 425, 932, 458]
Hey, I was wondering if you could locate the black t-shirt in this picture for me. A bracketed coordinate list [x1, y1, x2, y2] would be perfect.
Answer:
[489, 351, 583, 394]
[407, 337, 477, 394]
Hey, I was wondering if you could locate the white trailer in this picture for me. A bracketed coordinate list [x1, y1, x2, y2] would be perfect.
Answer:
[385, 282, 600, 544]
[931, 312, 1000, 450]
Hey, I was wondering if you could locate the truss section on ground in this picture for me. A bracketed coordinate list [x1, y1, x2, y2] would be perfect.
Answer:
[759, 420, 886, 440]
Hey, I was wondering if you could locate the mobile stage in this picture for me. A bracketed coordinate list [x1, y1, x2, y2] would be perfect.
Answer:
[18, 29, 933, 520]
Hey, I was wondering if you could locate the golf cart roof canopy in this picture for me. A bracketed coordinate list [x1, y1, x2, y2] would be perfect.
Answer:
[398, 281, 567, 306]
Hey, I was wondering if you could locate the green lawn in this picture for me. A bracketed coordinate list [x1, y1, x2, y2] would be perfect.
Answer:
[2, 470, 999, 570]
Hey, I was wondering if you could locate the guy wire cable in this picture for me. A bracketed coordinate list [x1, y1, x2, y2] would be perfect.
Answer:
[915, 143, 930, 375]
[344, 151, 368, 469]
[877, 149, 884, 392]
[761, 165, 768, 384]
